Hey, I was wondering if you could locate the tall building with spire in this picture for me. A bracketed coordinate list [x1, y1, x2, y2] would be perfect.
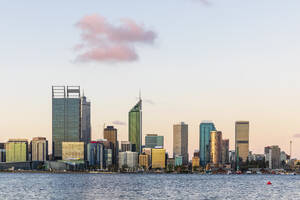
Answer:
[199, 121, 216, 166]
[128, 95, 142, 153]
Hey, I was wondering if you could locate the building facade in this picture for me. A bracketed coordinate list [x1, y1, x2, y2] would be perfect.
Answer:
[87, 141, 104, 169]
[52, 86, 81, 160]
[121, 141, 134, 152]
[0, 143, 6, 162]
[81, 95, 91, 160]
[104, 126, 118, 166]
[265, 145, 281, 169]
[221, 139, 229, 164]
[128, 99, 142, 153]
[6, 139, 28, 162]
[145, 134, 164, 148]
[173, 122, 188, 165]
[210, 131, 222, 165]
[152, 148, 166, 169]
[199, 121, 216, 166]
[31, 137, 48, 161]
[235, 121, 249, 163]
[139, 154, 149, 169]
[62, 142, 84, 161]
[118, 151, 138, 169]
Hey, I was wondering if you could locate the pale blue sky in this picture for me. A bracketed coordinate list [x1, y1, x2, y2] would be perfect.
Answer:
[1, 0, 300, 158]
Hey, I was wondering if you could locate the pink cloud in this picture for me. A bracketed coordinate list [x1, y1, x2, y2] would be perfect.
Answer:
[74, 14, 157, 63]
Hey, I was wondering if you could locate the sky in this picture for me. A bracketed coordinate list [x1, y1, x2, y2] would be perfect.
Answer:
[1, 0, 300, 159]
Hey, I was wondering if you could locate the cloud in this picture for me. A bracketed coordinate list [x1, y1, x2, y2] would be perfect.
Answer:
[112, 120, 126, 126]
[293, 134, 300, 138]
[74, 14, 157, 63]
[190, 0, 211, 6]
[144, 99, 155, 105]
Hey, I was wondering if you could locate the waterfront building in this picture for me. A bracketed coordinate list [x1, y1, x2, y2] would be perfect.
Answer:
[62, 142, 84, 160]
[151, 148, 166, 169]
[145, 134, 164, 148]
[265, 145, 281, 169]
[81, 94, 91, 160]
[31, 137, 48, 161]
[167, 158, 175, 168]
[139, 154, 149, 169]
[128, 97, 142, 153]
[6, 139, 28, 162]
[221, 139, 229, 164]
[52, 86, 81, 160]
[119, 151, 138, 169]
[104, 149, 113, 168]
[235, 121, 249, 163]
[175, 155, 183, 167]
[199, 121, 216, 166]
[192, 157, 200, 168]
[121, 141, 134, 152]
[173, 122, 188, 165]
[104, 126, 118, 165]
[0, 143, 6, 162]
[87, 141, 104, 169]
[210, 131, 222, 165]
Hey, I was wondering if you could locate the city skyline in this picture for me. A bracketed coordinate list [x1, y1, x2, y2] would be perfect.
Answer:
[1, 0, 300, 159]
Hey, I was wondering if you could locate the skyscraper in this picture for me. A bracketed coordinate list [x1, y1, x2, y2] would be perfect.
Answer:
[145, 134, 164, 148]
[210, 131, 222, 165]
[104, 126, 118, 166]
[173, 122, 188, 165]
[235, 121, 249, 163]
[128, 98, 142, 153]
[52, 86, 81, 160]
[221, 139, 229, 164]
[199, 121, 216, 166]
[81, 94, 91, 147]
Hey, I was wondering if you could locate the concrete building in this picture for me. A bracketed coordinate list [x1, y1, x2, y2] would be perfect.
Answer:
[221, 139, 229, 164]
[152, 148, 166, 169]
[31, 137, 48, 161]
[128, 97, 142, 153]
[139, 154, 149, 169]
[235, 121, 249, 163]
[121, 141, 134, 152]
[118, 151, 138, 169]
[210, 131, 222, 165]
[173, 122, 188, 165]
[265, 145, 281, 169]
[52, 86, 81, 160]
[62, 142, 84, 161]
[199, 121, 216, 166]
[0, 143, 6, 162]
[104, 126, 118, 166]
[87, 141, 104, 169]
[6, 139, 28, 162]
[145, 134, 164, 148]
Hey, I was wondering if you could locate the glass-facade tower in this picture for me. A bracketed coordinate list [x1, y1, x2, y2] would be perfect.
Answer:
[52, 86, 81, 160]
[128, 99, 142, 153]
[199, 121, 216, 166]
[145, 134, 164, 148]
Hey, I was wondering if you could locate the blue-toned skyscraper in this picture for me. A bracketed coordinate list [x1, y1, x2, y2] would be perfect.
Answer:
[87, 141, 104, 169]
[52, 86, 81, 160]
[199, 121, 216, 166]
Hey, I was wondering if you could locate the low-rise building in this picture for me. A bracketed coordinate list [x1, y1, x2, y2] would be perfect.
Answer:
[139, 154, 149, 169]
[31, 137, 48, 161]
[62, 142, 84, 161]
[175, 155, 183, 166]
[119, 151, 138, 169]
[6, 139, 28, 162]
[152, 148, 166, 169]
[192, 157, 200, 168]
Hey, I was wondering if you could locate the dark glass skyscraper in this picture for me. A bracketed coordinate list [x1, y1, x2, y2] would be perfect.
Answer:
[52, 86, 81, 160]
[199, 121, 216, 166]
[81, 95, 91, 145]
[128, 98, 142, 153]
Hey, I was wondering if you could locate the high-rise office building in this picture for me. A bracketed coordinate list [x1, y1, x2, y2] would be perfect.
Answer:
[81, 94, 91, 160]
[210, 131, 222, 165]
[199, 121, 216, 166]
[145, 134, 164, 148]
[235, 121, 249, 163]
[173, 122, 188, 165]
[31, 137, 48, 161]
[6, 139, 28, 162]
[128, 98, 142, 153]
[104, 126, 118, 165]
[52, 86, 81, 160]
[152, 148, 166, 169]
[221, 139, 229, 164]
[265, 145, 281, 169]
